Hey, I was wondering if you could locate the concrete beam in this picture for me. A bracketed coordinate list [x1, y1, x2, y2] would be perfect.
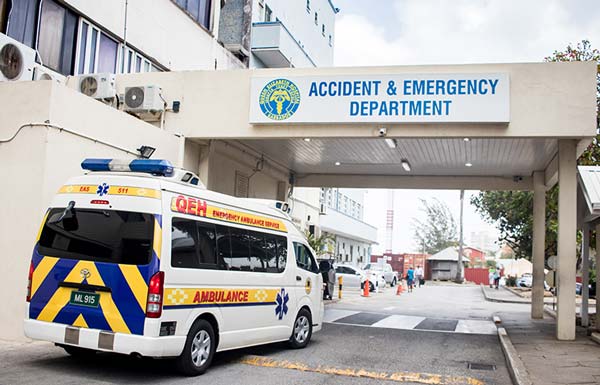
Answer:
[295, 174, 533, 190]
[531, 171, 546, 319]
[556, 139, 578, 340]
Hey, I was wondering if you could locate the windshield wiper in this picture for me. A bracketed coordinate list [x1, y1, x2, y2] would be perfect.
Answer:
[48, 201, 76, 224]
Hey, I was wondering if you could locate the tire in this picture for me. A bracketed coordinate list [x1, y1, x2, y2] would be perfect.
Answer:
[391, 278, 397, 287]
[176, 319, 216, 376]
[369, 282, 375, 292]
[61, 345, 97, 358]
[289, 308, 312, 349]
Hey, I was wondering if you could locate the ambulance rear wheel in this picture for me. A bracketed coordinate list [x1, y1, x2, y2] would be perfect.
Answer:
[176, 319, 216, 376]
[61, 345, 97, 358]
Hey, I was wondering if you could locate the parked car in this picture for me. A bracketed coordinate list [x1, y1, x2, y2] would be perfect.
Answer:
[335, 264, 385, 292]
[517, 273, 550, 291]
[363, 262, 399, 286]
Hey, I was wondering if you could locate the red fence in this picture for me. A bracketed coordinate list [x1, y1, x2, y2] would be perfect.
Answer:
[464, 268, 489, 285]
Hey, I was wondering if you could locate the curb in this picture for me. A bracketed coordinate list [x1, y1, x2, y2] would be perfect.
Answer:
[497, 327, 534, 385]
[480, 284, 530, 304]
[543, 305, 557, 319]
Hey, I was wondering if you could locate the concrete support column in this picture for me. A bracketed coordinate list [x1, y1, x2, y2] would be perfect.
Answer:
[581, 223, 590, 327]
[556, 139, 577, 340]
[531, 171, 546, 319]
[596, 224, 600, 331]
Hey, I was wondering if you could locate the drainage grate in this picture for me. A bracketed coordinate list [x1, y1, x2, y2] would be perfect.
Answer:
[468, 363, 496, 371]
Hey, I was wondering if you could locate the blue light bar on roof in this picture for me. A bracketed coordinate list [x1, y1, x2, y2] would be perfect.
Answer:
[81, 158, 174, 176]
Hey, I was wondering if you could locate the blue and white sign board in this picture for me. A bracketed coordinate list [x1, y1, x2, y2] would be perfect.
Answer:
[249, 73, 510, 124]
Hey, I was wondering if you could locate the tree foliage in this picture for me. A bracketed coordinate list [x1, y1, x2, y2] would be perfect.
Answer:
[471, 40, 599, 260]
[305, 231, 335, 257]
[413, 198, 457, 254]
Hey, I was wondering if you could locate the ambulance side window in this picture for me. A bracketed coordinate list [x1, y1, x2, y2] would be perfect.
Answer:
[171, 218, 220, 269]
[293, 242, 319, 274]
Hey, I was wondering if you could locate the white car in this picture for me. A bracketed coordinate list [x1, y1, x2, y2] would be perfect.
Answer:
[335, 264, 385, 292]
[363, 262, 398, 286]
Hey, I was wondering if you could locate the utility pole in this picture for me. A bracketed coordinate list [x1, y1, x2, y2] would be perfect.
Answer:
[456, 189, 464, 283]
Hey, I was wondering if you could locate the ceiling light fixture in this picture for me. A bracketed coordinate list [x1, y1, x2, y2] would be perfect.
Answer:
[463, 137, 470, 142]
[401, 159, 411, 172]
[385, 138, 397, 149]
[465, 162, 473, 167]
[335, 161, 341, 166]
[304, 138, 311, 142]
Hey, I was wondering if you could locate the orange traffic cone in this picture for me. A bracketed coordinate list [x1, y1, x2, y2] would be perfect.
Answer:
[396, 282, 402, 296]
[362, 278, 370, 297]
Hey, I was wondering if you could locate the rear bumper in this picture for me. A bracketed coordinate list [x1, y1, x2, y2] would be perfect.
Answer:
[24, 319, 185, 357]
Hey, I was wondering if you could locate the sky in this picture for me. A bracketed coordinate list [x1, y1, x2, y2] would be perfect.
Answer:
[332, 0, 600, 255]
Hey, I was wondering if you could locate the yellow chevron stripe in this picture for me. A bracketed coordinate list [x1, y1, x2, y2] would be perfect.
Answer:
[84, 263, 131, 335]
[153, 217, 162, 259]
[37, 261, 89, 322]
[119, 265, 148, 312]
[36, 261, 131, 334]
[31, 256, 59, 298]
[73, 314, 88, 328]
[36, 211, 49, 242]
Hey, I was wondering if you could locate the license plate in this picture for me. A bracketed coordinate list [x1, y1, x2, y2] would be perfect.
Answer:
[69, 291, 100, 308]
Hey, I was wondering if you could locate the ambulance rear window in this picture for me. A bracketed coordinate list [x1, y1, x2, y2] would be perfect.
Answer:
[38, 208, 154, 265]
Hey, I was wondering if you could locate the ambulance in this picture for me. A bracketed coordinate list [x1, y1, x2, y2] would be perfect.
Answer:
[24, 159, 324, 375]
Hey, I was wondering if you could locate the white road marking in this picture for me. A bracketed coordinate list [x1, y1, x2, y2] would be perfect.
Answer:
[323, 309, 360, 323]
[383, 306, 395, 311]
[371, 315, 426, 330]
[455, 319, 498, 335]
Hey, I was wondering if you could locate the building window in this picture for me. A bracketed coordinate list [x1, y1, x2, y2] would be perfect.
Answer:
[174, 0, 212, 30]
[322, 24, 325, 36]
[264, 5, 272, 22]
[314, 12, 318, 25]
[306, 0, 310, 12]
[5, 0, 37, 48]
[37, 0, 77, 75]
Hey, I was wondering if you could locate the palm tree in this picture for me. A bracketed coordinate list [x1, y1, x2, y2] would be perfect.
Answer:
[305, 231, 335, 257]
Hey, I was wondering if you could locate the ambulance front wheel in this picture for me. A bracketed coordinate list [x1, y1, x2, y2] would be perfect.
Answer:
[176, 319, 216, 376]
[289, 308, 312, 349]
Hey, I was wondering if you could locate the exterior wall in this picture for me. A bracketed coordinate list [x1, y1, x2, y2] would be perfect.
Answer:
[333, 235, 371, 266]
[126, 62, 596, 140]
[0, 81, 182, 341]
[463, 247, 485, 267]
[64, 0, 243, 70]
[251, 0, 335, 67]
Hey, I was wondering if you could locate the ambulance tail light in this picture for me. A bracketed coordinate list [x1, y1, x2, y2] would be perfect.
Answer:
[26, 261, 34, 302]
[146, 271, 164, 318]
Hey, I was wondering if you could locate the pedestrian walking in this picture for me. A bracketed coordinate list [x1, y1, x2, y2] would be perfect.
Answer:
[493, 269, 501, 290]
[415, 265, 424, 288]
[488, 268, 495, 288]
[406, 267, 415, 293]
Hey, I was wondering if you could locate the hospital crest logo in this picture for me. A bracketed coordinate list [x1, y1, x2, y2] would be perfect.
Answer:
[259, 78, 300, 121]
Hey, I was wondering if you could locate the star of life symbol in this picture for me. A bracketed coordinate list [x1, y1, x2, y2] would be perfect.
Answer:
[254, 289, 268, 302]
[96, 183, 109, 197]
[167, 288, 188, 305]
[275, 288, 289, 320]
[80, 268, 91, 280]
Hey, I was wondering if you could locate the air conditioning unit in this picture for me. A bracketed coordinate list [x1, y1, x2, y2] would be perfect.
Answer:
[76, 73, 116, 100]
[0, 33, 36, 81]
[33, 65, 65, 84]
[124, 85, 165, 117]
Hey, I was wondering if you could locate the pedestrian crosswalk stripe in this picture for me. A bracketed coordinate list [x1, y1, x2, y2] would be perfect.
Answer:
[324, 310, 497, 335]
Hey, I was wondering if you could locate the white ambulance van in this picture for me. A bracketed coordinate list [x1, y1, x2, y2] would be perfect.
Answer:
[24, 159, 324, 375]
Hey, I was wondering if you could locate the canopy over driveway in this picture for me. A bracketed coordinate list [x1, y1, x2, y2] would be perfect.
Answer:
[116, 61, 598, 340]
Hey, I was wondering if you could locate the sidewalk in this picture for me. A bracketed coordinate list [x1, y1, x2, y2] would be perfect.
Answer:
[481, 285, 555, 304]
[482, 285, 600, 384]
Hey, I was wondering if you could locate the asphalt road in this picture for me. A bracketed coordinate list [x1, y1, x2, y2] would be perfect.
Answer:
[0, 284, 515, 385]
